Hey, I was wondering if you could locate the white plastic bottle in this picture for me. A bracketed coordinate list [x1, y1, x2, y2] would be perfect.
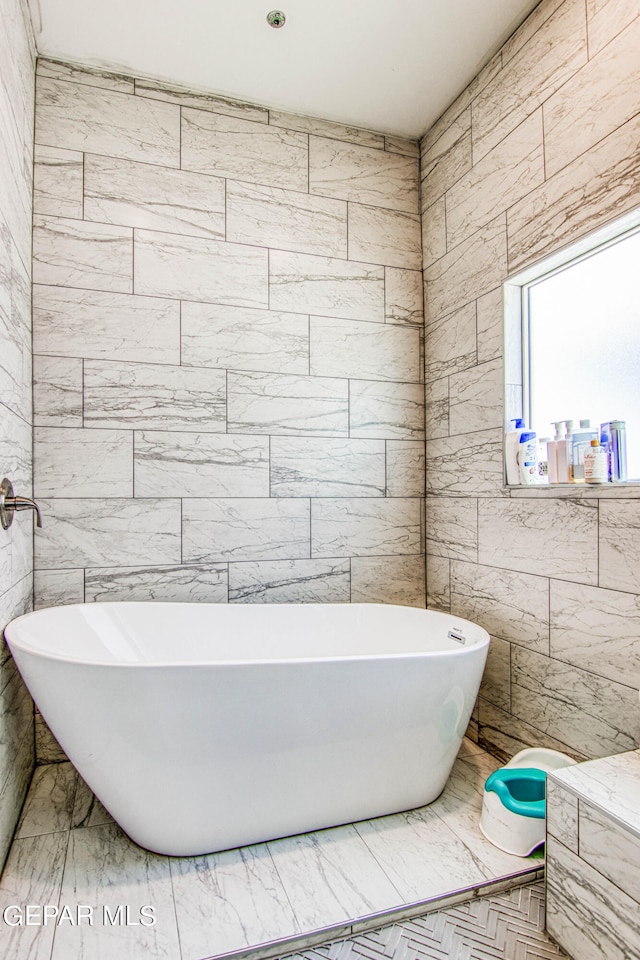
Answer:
[584, 438, 608, 484]
[547, 422, 563, 483]
[505, 418, 525, 485]
[556, 421, 572, 483]
[537, 437, 550, 482]
[517, 431, 542, 485]
[571, 419, 598, 481]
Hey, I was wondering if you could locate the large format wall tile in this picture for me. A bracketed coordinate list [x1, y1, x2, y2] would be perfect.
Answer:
[578, 800, 640, 899]
[181, 302, 309, 376]
[451, 561, 549, 652]
[545, 778, 578, 852]
[37, 57, 135, 93]
[270, 437, 385, 498]
[134, 432, 270, 498]
[134, 229, 268, 307]
[229, 558, 350, 604]
[386, 441, 425, 498]
[33, 216, 133, 292]
[421, 0, 640, 764]
[183, 499, 310, 563]
[543, 18, 640, 178]
[35, 76, 180, 165]
[34, 569, 84, 608]
[478, 498, 598, 583]
[310, 317, 420, 382]
[311, 498, 421, 558]
[0, 230, 31, 420]
[421, 108, 472, 209]
[269, 109, 383, 149]
[84, 564, 228, 603]
[27, 58, 424, 687]
[32, 285, 180, 364]
[135, 76, 268, 122]
[425, 301, 477, 381]
[384, 267, 423, 326]
[33, 144, 83, 218]
[427, 430, 504, 497]
[550, 579, 640, 687]
[227, 371, 348, 437]
[350, 380, 424, 441]
[351, 555, 425, 606]
[507, 110, 640, 272]
[426, 498, 478, 562]
[34, 426, 132, 498]
[226, 180, 347, 258]
[270, 250, 385, 323]
[0, 0, 34, 869]
[446, 111, 543, 249]
[425, 378, 449, 441]
[309, 136, 419, 213]
[586, 0, 639, 55]
[424, 215, 507, 322]
[84, 360, 226, 431]
[84, 154, 225, 239]
[471, 0, 587, 162]
[348, 205, 421, 270]
[448, 359, 503, 435]
[547, 836, 640, 960]
[181, 107, 308, 191]
[599, 499, 640, 593]
[511, 646, 638, 757]
[35, 499, 181, 568]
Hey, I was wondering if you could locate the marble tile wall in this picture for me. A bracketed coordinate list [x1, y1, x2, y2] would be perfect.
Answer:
[31, 58, 425, 628]
[546, 751, 640, 959]
[0, 0, 36, 868]
[422, 0, 640, 761]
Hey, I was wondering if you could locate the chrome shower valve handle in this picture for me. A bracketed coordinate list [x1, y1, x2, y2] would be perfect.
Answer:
[0, 477, 43, 529]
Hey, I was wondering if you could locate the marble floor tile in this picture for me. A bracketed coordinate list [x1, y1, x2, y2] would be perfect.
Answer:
[428, 753, 530, 878]
[2, 740, 540, 960]
[267, 824, 403, 930]
[0, 831, 69, 960]
[51, 822, 180, 960]
[71, 776, 114, 829]
[355, 806, 488, 902]
[171, 843, 300, 959]
[15, 761, 77, 838]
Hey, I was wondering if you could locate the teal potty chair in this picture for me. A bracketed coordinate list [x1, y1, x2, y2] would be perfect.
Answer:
[479, 748, 576, 856]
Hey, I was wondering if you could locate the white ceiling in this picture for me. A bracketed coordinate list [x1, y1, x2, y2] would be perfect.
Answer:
[29, 0, 542, 139]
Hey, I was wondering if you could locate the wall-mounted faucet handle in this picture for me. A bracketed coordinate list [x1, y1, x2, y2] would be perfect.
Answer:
[0, 478, 43, 529]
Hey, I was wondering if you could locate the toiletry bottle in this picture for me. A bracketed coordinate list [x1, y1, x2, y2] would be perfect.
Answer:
[537, 437, 550, 482]
[547, 421, 563, 483]
[571, 419, 598, 481]
[517, 431, 543, 485]
[584, 438, 608, 484]
[555, 421, 572, 483]
[505, 418, 525, 485]
[601, 420, 628, 482]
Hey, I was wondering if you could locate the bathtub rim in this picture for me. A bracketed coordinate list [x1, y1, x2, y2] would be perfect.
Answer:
[6, 602, 490, 668]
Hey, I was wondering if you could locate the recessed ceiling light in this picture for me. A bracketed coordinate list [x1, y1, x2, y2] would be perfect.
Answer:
[266, 10, 286, 28]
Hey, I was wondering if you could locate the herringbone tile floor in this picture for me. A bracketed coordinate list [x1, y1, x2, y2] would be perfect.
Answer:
[281, 882, 568, 960]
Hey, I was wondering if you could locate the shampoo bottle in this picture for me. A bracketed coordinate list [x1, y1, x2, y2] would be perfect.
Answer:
[584, 438, 608, 484]
[547, 421, 563, 483]
[555, 421, 572, 483]
[517, 431, 542, 485]
[571, 419, 598, 481]
[505, 418, 525, 485]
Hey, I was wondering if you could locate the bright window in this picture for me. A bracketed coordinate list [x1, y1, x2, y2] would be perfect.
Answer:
[505, 210, 640, 483]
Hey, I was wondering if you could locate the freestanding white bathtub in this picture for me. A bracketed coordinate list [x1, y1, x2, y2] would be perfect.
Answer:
[6, 602, 489, 857]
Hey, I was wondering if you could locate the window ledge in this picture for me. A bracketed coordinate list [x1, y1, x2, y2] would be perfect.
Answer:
[508, 481, 640, 499]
